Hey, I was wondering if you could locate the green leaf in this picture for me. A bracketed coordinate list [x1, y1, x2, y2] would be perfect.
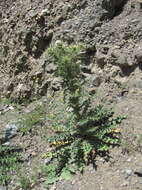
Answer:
[61, 169, 73, 180]
[46, 177, 58, 184]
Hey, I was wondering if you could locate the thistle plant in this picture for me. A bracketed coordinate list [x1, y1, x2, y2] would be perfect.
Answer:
[43, 42, 124, 187]
[48, 42, 83, 118]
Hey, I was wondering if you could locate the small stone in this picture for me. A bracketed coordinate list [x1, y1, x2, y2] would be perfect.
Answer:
[71, 180, 76, 185]
[50, 184, 56, 190]
[31, 151, 37, 156]
[120, 182, 129, 187]
[95, 52, 107, 67]
[46, 63, 57, 73]
[127, 158, 132, 162]
[2, 105, 14, 113]
[44, 158, 51, 165]
[2, 142, 10, 146]
[66, 107, 74, 112]
[99, 158, 105, 163]
[51, 77, 62, 91]
[92, 75, 101, 87]
[125, 169, 133, 178]
[135, 168, 142, 177]
[5, 123, 18, 140]
[38, 9, 49, 17]
[88, 87, 96, 95]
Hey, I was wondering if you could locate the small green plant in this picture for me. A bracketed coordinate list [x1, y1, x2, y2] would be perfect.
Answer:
[18, 105, 46, 135]
[0, 98, 12, 105]
[19, 176, 31, 190]
[43, 42, 124, 188]
[0, 145, 21, 185]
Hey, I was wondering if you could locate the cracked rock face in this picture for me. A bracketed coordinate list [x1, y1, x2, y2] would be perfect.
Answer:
[0, 0, 141, 101]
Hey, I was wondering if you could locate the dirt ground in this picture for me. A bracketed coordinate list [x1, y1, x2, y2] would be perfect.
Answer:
[0, 71, 142, 190]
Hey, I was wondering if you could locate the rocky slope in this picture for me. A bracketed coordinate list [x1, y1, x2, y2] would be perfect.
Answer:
[0, 0, 142, 101]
